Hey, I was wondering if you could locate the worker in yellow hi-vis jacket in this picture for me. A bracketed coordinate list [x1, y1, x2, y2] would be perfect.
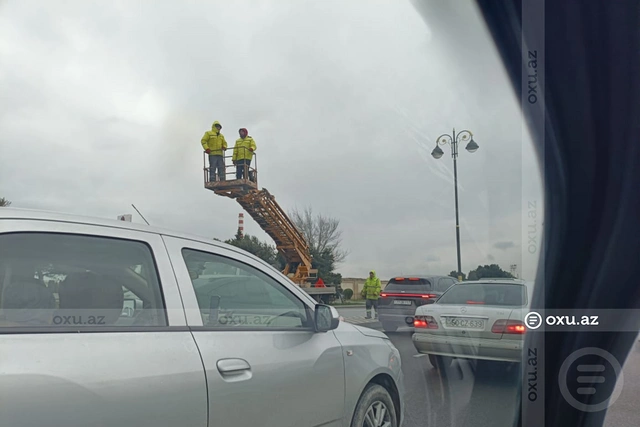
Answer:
[201, 121, 228, 182]
[233, 128, 257, 181]
[363, 270, 382, 319]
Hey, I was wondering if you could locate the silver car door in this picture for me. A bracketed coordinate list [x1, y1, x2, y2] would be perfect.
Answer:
[0, 220, 207, 427]
[162, 236, 345, 427]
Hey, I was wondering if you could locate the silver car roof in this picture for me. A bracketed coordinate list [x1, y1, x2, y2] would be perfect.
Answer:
[0, 207, 271, 264]
[1, 207, 223, 243]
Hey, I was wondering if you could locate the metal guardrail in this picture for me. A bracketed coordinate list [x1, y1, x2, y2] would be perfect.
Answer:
[203, 147, 258, 185]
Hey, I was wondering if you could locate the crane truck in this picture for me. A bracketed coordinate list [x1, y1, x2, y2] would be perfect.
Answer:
[203, 151, 337, 302]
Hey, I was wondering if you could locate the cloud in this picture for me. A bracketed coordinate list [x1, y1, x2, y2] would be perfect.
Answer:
[494, 241, 516, 251]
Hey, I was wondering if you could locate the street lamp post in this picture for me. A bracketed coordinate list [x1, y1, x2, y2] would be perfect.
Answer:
[431, 129, 479, 281]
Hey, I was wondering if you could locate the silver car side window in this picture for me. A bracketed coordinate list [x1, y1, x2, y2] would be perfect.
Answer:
[181, 248, 311, 329]
[0, 232, 167, 329]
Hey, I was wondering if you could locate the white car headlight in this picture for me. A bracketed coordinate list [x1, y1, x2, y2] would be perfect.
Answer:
[385, 338, 400, 355]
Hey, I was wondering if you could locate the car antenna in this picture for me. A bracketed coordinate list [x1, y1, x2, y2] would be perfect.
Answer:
[131, 204, 150, 225]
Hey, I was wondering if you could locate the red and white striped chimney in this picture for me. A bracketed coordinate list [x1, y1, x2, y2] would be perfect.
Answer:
[238, 213, 244, 238]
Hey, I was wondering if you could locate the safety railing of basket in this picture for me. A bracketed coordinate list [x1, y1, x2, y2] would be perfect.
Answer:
[203, 146, 258, 185]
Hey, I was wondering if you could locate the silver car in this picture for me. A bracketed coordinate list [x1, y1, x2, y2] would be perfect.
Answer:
[377, 275, 458, 332]
[412, 279, 533, 369]
[0, 208, 404, 427]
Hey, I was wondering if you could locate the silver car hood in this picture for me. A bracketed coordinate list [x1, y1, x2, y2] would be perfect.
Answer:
[349, 324, 390, 340]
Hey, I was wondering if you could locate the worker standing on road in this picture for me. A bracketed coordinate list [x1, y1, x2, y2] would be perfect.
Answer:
[233, 128, 256, 181]
[363, 270, 381, 319]
[201, 121, 228, 182]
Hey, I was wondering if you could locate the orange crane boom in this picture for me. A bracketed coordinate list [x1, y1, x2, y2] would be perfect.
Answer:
[236, 189, 313, 283]
[203, 152, 316, 285]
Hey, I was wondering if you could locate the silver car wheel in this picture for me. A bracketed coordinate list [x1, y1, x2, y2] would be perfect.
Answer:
[363, 400, 392, 427]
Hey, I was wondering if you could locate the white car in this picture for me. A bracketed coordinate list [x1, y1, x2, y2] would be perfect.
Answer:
[412, 279, 533, 369]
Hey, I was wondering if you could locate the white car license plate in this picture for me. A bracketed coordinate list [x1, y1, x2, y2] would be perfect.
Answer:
[393, 300, 412, 305]
[445, 317, 485, 329]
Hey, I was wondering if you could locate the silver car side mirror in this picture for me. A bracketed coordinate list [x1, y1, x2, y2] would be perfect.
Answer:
[314, 304, 339, 332]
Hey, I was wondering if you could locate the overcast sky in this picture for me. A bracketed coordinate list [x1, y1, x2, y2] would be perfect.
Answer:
[0, 0, 543, 280]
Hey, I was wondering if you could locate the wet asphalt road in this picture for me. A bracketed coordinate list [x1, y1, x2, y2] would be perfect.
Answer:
[385, 328, 522, 427]
[335, 306, 640, 427]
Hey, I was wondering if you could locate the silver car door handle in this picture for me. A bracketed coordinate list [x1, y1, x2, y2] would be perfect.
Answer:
[217, 358, 251, 374]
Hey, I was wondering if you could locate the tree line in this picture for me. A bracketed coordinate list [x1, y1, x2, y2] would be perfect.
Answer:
[449, 264, 516, 281]
[1, 196, 516, 284]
